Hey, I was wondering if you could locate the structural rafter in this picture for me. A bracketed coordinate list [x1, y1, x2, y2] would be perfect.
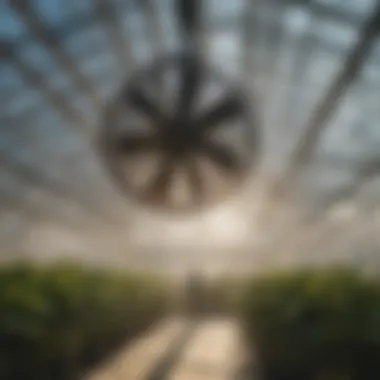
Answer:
[271, 1, 380, 202]
[0, 40, 89, 133]
[289, 1, 380, 175]
[9, 0, 102, 109]
[93, 0, 134, 72]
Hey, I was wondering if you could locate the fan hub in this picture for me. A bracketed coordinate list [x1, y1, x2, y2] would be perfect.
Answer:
[159, 118, 201, 155]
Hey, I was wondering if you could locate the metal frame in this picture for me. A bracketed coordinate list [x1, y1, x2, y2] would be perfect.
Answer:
[1, 0, 380, 233]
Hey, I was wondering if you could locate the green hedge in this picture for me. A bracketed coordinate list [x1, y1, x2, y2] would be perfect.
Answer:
[240, 267, 380, 380]
[0, 262, 167, 380]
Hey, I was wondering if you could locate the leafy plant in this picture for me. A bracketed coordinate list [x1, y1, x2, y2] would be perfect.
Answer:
[0, 262, 167, 380]
[240, 267, 380, 380]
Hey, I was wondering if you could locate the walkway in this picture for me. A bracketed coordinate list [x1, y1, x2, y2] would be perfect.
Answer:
[168, 318, 243, 380]
[84, 317, 245, 380]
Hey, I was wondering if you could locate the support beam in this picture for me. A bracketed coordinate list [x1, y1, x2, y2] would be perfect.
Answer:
[281, 1, 316, 132]
[202, 6, 380, 67]
[0, 44, 121, 226]
[270, 0, 374, 27]
[93, 0, 134, 73]
[9, 0, 102, 109]
[137, 0, 166, 57]
[0, 150, 99, 216]
[288, 1, 380, 177]
[175, 0, 204, 56]
[0, 114, 90, 214]
[0, 40, 90, 135]
[261, 1, 380, 210]
[0, 187, 87, 231]
[322, 161, 380, 210]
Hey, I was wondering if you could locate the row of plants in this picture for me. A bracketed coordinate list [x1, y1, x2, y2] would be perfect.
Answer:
[3, 260, 378, 380]
[0, 261, 168, 380]
[239, 267, 380, 380]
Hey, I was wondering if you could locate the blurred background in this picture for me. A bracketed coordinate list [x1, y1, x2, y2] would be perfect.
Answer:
[1, 1, 380, 380]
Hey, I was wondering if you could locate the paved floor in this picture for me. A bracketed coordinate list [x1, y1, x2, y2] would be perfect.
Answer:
[167, 318, 243, 380]
[84, 317, 244, 380]
[84, 318, 187, 380]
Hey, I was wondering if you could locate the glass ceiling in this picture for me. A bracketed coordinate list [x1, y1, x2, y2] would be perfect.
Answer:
[0, 0, 379, 265]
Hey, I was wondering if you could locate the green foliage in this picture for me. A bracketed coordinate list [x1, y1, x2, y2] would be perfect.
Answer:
[202, 275, 250, 314]
[240, 267, 380, 380]
[0, 262, 167, 380]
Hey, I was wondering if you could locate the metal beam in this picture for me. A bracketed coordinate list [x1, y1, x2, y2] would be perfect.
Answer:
[266, 0, 375, 26]
[322, 161, 380, 209]
[289, 2, 380, 171]
[175, 0, 204, 56]
[281, 1, 316, 132]
[261, 2, 288, 104]
[9, 0, 367, 49]
[10, 2, 133, 51]
[0, 188, 93, 234]
[270, 1, 380, 198]
[0, 150, 93, 212]
[137, 0, 166, 57]
[9, 0, 102, 109]
[93, 0, 134, 73]
[0, 139, 123, 227]
[201, 2, 367, 31]
[7, 1, 380, 70]
[241, 0, 256, 79]
[204, 7, 380, 67]
[272, 168, 380, 256]
[0, 40, 90, 135]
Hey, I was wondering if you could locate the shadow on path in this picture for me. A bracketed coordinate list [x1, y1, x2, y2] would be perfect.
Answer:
[145, 321, 197, 380]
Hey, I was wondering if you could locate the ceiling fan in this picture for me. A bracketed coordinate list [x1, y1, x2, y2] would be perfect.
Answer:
[98, 0, 259, 213]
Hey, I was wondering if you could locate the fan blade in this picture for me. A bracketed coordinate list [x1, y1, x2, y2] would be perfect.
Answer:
[185, 158, 204, 202]
[197, 94, 243, 132]
[116, 133, 158, 154]
[202, 140, 241, 172]
[144, 154, 174, 204]
[126, 86, 165, 124]
[177, 56, 201, 115]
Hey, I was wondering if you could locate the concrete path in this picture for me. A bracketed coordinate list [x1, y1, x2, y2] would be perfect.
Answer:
[167, 318, 243, 380]
[84, 318, 187, 380]
[84, 317, 245, 380]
